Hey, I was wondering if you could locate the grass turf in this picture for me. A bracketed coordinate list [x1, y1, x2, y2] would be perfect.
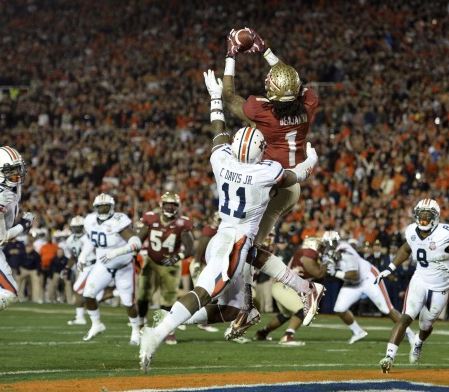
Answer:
[1, 303, 448, 383]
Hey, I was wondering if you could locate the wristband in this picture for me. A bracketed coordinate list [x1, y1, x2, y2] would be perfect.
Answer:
[387, 262, 397, 272]
[335, 270, 345, 280]
[263, 48, 279, 67]
[177, 252, 185, 260]
[224, 57, 235, 76]
[211, 99, 223, 111]
[210, 111, 225, 122]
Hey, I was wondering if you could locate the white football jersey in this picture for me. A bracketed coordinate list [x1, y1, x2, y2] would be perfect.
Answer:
[0, 184, 21, 230]
[336, 241, 373, 285]
[84, 212, 132, 266]
[210, 144, 284, 239]
[405, 223, 449, 291]
[65, 234, 96, 263]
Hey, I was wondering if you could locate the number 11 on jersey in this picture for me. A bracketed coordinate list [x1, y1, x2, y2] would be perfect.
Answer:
[220, 182, 246, 219]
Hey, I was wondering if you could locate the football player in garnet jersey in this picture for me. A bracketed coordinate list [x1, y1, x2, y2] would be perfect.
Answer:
[139, 70, 322, 371]
[0, 146, 34, 311]
[136, 192, 194, 344]
[222, 29, 320, 334]
[223, 29, 319, 247]
[255, 237, 327, 345]
[377, 199, 449, 373]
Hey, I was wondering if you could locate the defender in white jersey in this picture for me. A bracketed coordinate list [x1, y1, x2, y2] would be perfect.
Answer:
[80, 193, 142, 345]
[139, 70, 322, 371]
[63, 216, 98, 326]
[0, 146, 34, 311]
[378, 199, 449, 373]
[322, 231, 414, 345]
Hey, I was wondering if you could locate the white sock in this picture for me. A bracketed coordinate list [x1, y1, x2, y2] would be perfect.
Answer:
[386, 343, 398, 359]
[349, 321, 364, 334]
[184, 307, 208, 325]
[128, 316, 140, 332]
[285, 328, 295, 335]
[405, 327, 414, 339]
[260, 255, 310, 293]
[154, 301, 193, 338]
[415, 335, 423, 346]
[75, 307, 85, 320]
[87, 309, 101, 326]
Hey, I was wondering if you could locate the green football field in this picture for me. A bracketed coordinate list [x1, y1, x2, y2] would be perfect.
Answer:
[1, 303, 448, 384]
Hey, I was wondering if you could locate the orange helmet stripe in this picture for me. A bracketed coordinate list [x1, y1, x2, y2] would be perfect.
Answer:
[240, 127, 255, 163]
[3, 146, 19, 160]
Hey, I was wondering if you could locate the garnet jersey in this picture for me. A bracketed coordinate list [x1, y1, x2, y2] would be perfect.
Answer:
[243, 88, 319, 168]
[141, 211, 193, 265]
[202, 225, 218, 239]
[84, 212, 132, 267]
[405, 223, 449, 291]
[210, 144, 284, 240]
[289, 247, 319, 280]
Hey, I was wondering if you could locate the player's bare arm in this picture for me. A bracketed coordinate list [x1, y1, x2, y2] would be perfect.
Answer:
[302, 256, 327, 279]
[136, 223, 149, 242]
[181, 231, 194, 258]
[374, 242, 411, 284]
[391, 242, 412, 268]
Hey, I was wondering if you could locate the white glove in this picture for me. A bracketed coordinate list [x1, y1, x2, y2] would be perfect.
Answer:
[292, 142, 318, 182]
[100, 251, 116, 265]
[326, 262, 336, 276]
[203, 69, 223, 100]
[374, 269, 392, 284]
[0, 191, 14, 213]
[76, 261, 85, 272]
[19, 212, 35, 233]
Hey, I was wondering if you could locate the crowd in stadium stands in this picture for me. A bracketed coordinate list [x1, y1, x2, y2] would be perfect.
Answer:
[0, 1, 448, 312]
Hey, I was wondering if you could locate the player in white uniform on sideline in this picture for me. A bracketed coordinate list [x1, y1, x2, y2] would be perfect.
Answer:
[0, 146, 34, 311]
[323, 231, 414, 345]
[63, 216, 100, 325]
[139, 70, 323, 371]
[80, 193, 142, 345]
[378, 199, 449, 373]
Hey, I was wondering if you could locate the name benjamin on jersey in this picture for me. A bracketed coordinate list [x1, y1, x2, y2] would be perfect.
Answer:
[280, 114, 307, 126]
[220, 168, 253, 185]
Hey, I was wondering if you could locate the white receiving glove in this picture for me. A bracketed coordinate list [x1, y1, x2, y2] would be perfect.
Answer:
[19, 212, 35, 233]
[292, 142, 318, 182]
[374, 263, 396, 284]
[99, 251, 115, 265]
[326, 262, 336, 276]
[203, 69, 223, 100]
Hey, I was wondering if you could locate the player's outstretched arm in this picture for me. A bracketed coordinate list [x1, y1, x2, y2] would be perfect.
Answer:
[277, 142, 318, 188]
[374, 242, 411, 284]
[204, 69, 231, 149]
[99, 226, 142, 264]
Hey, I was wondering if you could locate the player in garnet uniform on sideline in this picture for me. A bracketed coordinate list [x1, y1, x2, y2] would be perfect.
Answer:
[136, 192, 194, 344]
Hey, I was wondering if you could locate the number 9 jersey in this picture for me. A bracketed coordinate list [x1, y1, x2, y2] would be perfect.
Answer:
[210, 144, 284, 240]
[84, 212, 133, 268]
[405, 223, 449, 291]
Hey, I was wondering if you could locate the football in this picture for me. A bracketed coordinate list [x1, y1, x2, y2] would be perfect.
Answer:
[235, 29, 254, 52]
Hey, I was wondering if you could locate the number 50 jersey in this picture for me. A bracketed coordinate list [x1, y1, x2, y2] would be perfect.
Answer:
[84, 212, 133, 267]
[405, 223, 449, 291]
[210, 144, 284, 240]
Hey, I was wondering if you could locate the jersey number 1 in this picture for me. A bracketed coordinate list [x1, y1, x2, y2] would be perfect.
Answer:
[285, 130, 297, 167]
[220, 183, 246, 219]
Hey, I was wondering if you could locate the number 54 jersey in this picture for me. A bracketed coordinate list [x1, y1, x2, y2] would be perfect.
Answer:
[210, 144, 284, 240]
[405, 223, 449, 291]
[84, 212, 133, 268]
